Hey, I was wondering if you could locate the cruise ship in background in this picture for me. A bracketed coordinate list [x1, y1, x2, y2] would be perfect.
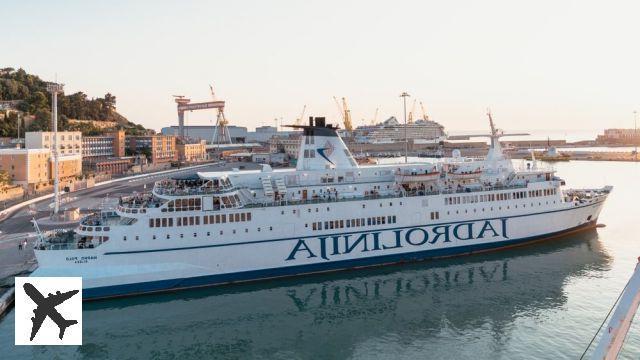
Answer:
[352, 116, 447, 144]
[31, 114, 611, 299]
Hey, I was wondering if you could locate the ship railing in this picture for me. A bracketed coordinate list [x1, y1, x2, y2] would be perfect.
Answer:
[242, 183, 531, 209]
[153, 186, 236, 196]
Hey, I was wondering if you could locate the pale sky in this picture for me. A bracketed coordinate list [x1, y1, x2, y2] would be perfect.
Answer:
[3, 0, 640, 134]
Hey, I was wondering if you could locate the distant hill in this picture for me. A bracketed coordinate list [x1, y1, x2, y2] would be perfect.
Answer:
[0, 67, 148, 136]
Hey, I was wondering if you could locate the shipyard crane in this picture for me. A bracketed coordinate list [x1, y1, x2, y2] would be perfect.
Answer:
[420, 101, 429, 121]
[295, 105, 307, 125]
[332, 96, 353, 132]
[371, 107, 379, 125]
[209, 84, 231, 144]
[408, 99, 417, 124]
[342, 97, 353, 132]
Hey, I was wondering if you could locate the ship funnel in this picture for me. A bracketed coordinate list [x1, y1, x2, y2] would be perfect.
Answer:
[287, 116, 358, 171]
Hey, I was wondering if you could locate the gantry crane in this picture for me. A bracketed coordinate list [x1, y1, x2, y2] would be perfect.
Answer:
[209, 84, 231, 144]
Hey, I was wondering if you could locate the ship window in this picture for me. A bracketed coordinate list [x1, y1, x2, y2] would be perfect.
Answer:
[204, 216, 209, 225]
[393, 215, 397, 223]
[155, 219, 161, 227]
[313, 223, 317, 230]
[207, 232, 210, 236]
[270, 226, 273, 231]
[194, 233, 197, 237]
[189, 217, 195, 225]
[166, 234, 170, 239]
[149, 219, 154, 227]
[241, 213, 246, 221]
[162, 218, 167, 227]
[362, 204, 365, 209]
[220, 231, 223, 235]
[195, 217, 200, 225]
[152, 235, 156, 240]
[233, 230, 236, 234]
[247, 213, 251, 221]
[235, 213, 240, 222]
[123, 236, 127, 241]
[222, 214, 226, 223]
[382, 217, 386, 224]
[245, 228, 248, 233]
[340, 220, 344, 228]
[135, 236, 139, 240]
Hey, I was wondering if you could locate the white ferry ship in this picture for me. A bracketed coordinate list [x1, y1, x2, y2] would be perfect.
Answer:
[32, 115, 612, 299]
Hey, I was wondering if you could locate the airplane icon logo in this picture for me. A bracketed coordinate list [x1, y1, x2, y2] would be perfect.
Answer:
[15, 277, 82, 345]
[23, 283, 79, 341]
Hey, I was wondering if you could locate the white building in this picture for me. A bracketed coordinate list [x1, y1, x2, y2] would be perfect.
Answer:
[25, 131, 82, 155]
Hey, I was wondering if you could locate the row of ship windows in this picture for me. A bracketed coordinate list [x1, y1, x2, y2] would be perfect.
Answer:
[282, 201, 405, 215]
[444, 188, 557, 205]
[125, 225, 275, 241]
[148, 212, 252, 228]
[445, 200, 557, 215]
[310, 216, 398, 231]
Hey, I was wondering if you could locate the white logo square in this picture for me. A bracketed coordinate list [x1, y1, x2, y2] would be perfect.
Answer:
[14, 277, 82, 345]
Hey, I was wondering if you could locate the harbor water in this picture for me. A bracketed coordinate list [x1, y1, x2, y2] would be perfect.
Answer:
[1, 160, 639, 359]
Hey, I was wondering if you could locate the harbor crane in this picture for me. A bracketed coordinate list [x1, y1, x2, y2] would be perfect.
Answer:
[295, 105, 307, 126]
[371, 107, 379, 125]
[173, 86, 228, 144]
[209, 84, 231, 145]
[333, 96, 353, 132]
[408, 99, 417, 124]
[420, 101, 430, 121]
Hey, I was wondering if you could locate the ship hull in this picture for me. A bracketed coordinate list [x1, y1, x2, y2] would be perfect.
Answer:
[32, 198, 607, 300]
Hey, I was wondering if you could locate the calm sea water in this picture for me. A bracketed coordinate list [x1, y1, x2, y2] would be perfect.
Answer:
[1, 161, 639, 359]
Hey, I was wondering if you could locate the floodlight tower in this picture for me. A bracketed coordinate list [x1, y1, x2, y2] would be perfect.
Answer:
[46, 82, 64, 215]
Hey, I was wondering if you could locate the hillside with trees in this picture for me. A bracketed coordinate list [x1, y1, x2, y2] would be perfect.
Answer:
[0, 67, 148, 136]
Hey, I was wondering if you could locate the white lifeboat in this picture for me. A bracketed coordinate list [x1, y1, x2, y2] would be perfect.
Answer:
[447, 169, 482, 180]
[395, 168, 440, 183]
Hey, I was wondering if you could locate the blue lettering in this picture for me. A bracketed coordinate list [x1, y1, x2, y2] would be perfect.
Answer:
[344, 234, 370, 253]
[286, 239, 317, 260]
[501, 218, 509, 239]
[453, 223, 474, 240]
[405, 228, 429, 246]
[430, 225, 451, 244]
[383, 230, 404, 249]
[477, 221, 499, 239]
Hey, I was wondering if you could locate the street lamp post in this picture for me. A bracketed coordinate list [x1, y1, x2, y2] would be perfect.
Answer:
[46, 82, 64, 216]
[635, 110, 638, 161]
[400, 92, 410, 163]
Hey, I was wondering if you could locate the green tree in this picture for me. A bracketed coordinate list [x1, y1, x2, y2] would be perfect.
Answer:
[0, 170, 11, 187]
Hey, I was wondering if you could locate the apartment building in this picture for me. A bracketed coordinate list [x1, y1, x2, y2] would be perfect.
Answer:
[127, 135, 177, 164]
[25, 131, 82, 155]
[82, 130, 126, 164]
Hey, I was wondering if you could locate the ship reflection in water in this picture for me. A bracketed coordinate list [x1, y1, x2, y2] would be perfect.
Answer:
[6, 231, 610, 359]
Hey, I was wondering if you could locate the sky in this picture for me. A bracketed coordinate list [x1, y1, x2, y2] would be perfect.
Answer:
[3, 0, 640, 135]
